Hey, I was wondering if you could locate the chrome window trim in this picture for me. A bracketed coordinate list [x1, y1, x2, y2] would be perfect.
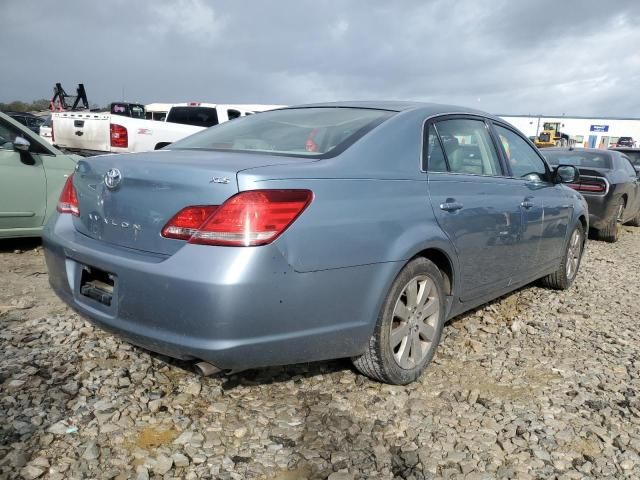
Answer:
[420, 112, 510, 179]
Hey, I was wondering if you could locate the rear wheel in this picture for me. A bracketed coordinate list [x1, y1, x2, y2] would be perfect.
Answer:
[540, 223, 585, 290]
[352, 258, 445, 385]
[598, 199, 624, 242]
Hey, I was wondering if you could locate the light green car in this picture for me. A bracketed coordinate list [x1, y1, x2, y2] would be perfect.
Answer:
[0, 112, 78, 238]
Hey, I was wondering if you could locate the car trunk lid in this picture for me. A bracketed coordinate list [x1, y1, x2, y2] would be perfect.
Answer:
[72, 149, 309, 255]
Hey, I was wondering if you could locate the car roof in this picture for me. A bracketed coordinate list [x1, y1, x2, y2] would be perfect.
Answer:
[283, 100, 497, 118]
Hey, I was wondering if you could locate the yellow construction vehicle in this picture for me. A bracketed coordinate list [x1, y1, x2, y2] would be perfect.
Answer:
[534, 122, 572, 148]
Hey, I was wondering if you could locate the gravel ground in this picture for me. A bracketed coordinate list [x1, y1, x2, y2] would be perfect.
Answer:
[1, 228, 639, 480]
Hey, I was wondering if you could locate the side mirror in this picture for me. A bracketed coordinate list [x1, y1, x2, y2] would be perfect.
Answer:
[555, 164, 579, 184]
[13, 136, 31, 152]
[634, 165, 640, 177]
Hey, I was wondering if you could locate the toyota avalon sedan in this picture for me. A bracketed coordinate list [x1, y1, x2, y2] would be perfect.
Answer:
[541, 148, 640, 242]
[43, 102, 587, 385]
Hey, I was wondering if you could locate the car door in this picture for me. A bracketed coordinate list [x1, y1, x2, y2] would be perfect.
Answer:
[426, 116, 526, 301]
[492, 123, 572, 275]
[619, 155, 640, 219]
[0, 116, 47, 231]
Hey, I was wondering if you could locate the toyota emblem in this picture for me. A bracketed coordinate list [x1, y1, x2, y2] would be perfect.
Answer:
[104, 168, 122, 190]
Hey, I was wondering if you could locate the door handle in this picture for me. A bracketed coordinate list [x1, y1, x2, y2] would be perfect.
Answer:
[440, 202, 464, 212]
[521, 201, 535, 209]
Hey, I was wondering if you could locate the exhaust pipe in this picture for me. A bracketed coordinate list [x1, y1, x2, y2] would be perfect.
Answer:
[194, 361, 221, 377]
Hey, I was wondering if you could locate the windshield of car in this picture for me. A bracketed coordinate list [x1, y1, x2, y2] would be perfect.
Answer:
[169, 107, 395, 157]
[542, 151, 612, 169]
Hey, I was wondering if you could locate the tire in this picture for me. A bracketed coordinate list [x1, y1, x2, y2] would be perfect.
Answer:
[540, 222, 585, 290]
[625, 208, 640, 227]
[352, 258, 446, 385]
[597, 199, 624, 243]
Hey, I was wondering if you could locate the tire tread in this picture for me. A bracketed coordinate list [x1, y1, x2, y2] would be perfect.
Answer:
[352, 258, 445, 384]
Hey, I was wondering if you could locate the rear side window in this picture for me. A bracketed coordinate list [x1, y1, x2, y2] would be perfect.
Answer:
[425, 125, 447, 172]
[495, 125, 547, 180]
[166, 107, 219, 128]
[431, 118, 502, 176]
[170, 107, 394, 157]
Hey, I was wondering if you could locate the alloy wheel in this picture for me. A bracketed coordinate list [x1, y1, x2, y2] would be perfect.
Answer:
[390, 275, 440, 369]
[566, 228, 583, 280]
[617, 203, 624, 223]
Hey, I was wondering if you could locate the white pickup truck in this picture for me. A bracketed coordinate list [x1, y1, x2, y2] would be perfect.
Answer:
[50, 103, 284, 155]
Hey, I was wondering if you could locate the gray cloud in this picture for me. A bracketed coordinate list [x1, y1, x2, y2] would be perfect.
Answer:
[2, 0, 639, 116]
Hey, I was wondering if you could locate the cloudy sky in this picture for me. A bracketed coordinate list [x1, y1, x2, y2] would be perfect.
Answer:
[2, 0, 640, 116]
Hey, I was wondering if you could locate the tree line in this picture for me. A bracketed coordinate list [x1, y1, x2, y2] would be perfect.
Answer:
[0, 99, 51, 112]
[0, 99, 103, 112]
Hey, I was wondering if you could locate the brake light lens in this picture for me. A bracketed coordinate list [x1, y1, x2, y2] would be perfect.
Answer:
[568, 179, 606, 193]
[110, 123, 128, 148]
[161, 190, 313, 246]
[161, 206, 219, 240]
[51, 120, 55, 142]
[57, 175, 79, 216]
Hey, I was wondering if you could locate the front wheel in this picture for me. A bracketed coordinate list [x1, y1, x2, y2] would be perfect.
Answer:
[540, 223, 585, 290]
[625, 207, 640, 227]
[352, 258, 446, 385]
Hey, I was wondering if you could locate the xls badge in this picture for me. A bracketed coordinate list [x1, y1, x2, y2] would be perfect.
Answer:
[104, 168, 122, 190]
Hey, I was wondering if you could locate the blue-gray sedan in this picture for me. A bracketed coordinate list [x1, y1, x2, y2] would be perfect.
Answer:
[43, 102, 588, 384]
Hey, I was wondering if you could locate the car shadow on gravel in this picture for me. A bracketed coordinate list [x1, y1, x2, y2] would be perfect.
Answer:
[141, 282, 547, 390]
[0, 237, 41, 253]
[144, 349, 354, 390]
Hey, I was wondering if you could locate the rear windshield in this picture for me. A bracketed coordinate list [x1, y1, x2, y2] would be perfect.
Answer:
[166, 107, 219, 128]
[111, 103, 146, 119]
[542, 151, 612, 169]
[169, 107, 394, 157]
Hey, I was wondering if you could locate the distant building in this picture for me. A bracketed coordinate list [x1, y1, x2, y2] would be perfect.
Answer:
[499, 114, 640, 148]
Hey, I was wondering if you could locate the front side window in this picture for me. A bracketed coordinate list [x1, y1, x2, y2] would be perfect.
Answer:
[433, 118, 502, 176]
[495, 125, 547, 181]
[170, 107, 394, 157]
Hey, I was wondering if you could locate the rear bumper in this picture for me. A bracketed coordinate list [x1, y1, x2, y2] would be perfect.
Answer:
[43, 214, 399, 370]
[584, 194, 616, 230]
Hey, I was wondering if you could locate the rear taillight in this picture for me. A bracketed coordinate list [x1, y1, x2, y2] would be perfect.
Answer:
[161, 206, 219, 240]
[110, 123, 128, 148]
[161, 190, 313, 246]
[568, 179, 607, 193]
[57, 175, 79, 216]
[51, 121, 55, 143]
